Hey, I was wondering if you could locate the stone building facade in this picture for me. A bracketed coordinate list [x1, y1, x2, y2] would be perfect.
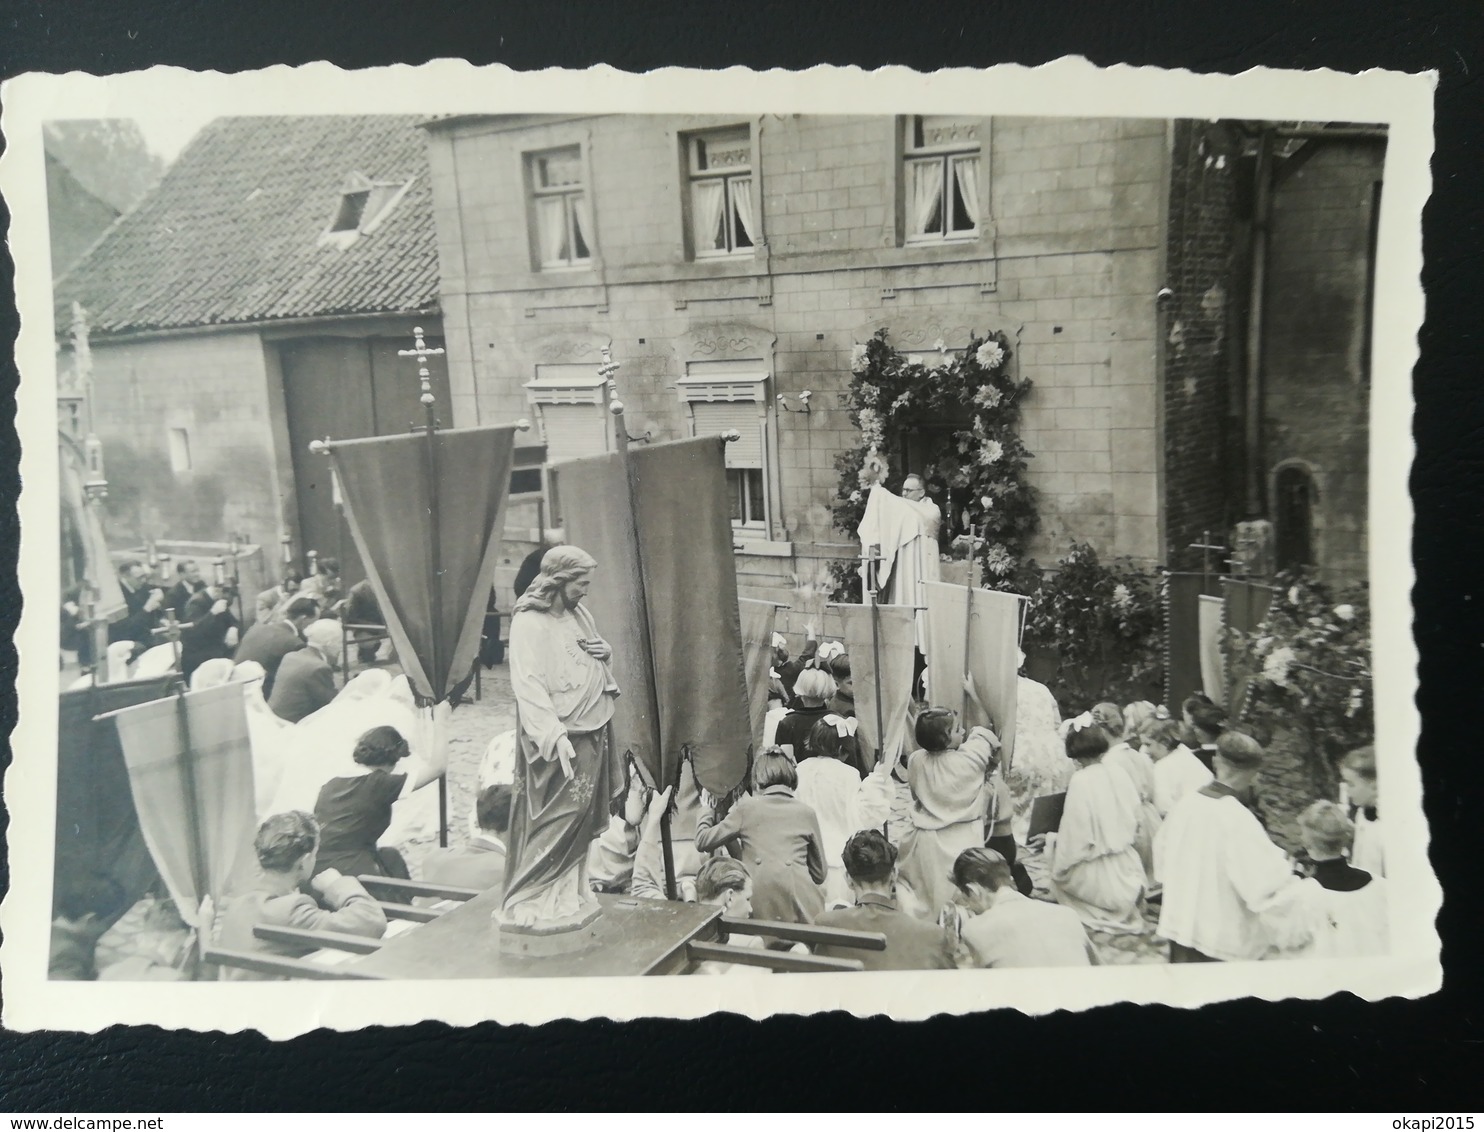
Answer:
[425, 113, 1177, 608]
[54, 115, 447, 592]
[1158, 120, 1383, 580]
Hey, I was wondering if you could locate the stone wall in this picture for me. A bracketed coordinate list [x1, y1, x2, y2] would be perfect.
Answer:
[1260, 138, 1382, 582]
[77, 331, 287, 555]
[1161, 120, 1246, 571]
[428, 113, 1172, 618]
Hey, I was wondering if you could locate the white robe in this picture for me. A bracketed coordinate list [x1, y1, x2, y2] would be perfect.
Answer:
[1154, 789, 1314, 961]
[1350, 811, 1385, 878]
[1050, 761, 1147, 933]
[1006, 675, 1073, 842]
[795, 757, 894, 907]
[1103, 742, 1162, 883]
[1287, 875, 1389, 959]
[1151, 745, 1214, 818]
[857, 485, 941, 648]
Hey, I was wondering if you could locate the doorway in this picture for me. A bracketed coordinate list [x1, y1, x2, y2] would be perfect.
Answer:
[278, 334, 452, 584]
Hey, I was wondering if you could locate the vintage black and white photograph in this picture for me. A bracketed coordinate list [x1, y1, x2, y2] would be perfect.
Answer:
[0, 61, 1434, 1033]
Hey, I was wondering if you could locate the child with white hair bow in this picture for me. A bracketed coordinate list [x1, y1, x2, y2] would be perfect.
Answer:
[794, 713, 894, 907]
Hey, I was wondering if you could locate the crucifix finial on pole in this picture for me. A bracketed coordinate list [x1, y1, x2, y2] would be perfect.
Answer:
[1188, 529, 1227, 589]
[398, 326, 448, 430]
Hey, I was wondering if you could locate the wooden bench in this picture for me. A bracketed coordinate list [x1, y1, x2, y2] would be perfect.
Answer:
[682, 916, 888, 974]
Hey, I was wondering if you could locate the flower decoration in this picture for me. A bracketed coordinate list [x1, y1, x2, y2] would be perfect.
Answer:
[1262, 645, 1296, 687]
[975, 340, 1006, 370]
[830, 328, 1036, 596]
[973, 384, 1003, 409]
[983, 544, 1014, 576]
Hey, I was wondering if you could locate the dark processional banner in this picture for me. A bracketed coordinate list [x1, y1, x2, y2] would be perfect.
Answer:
[327, 425, 519, 702]
[551, 436, 751, 797]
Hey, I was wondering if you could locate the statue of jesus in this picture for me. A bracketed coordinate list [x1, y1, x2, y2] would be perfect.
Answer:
[501, 545, 624, 929]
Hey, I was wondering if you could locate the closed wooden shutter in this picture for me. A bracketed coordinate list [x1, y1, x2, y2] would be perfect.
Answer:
[538, 403, 609, 464]
[691, 401, 763, 469]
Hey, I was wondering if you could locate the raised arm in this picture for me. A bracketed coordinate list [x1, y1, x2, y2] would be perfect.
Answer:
[694, 801, 747, 855]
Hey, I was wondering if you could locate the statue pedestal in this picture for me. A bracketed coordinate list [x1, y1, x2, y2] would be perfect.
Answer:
[495, 903, 603, 958]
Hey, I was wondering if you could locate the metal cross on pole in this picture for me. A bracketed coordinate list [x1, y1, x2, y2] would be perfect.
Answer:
[863, 544, 888, 770]
[1188, 530, 1226, 590]
[152, 609, 184, 672]
[398, 326, 451, 848]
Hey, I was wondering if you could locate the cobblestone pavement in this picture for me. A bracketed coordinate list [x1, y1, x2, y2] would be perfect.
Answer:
[400, 663, 514, 876]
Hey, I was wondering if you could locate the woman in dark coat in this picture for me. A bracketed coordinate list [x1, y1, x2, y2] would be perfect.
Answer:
[695, 747, 827, 926]
[313, 725, 415, 879]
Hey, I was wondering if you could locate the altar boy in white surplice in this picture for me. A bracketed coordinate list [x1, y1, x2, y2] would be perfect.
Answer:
[1155, 731, 1314, 962]
[1286, 800, 1388, 959]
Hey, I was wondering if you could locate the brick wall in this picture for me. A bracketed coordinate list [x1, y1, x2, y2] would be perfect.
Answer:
[1261, 138, 1383, 581]
[78, 331, 286, 555]
[430, 114, 1170, 612]
[1161, 119, 1245, 571]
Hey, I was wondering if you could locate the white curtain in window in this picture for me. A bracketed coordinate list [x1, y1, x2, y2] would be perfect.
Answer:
[953, 155, 981, 228]
[572, 192, 594, 259]
[693, 180, 726, 251]
[731, 176, 755, 245]
[907, 159, 944, 236]
[536, 196, 567, 264]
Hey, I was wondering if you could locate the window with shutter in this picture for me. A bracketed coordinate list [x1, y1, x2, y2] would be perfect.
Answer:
[536, 403, 610, 464]
[691, 401, 763, 468]
[677, 362, 772, 533]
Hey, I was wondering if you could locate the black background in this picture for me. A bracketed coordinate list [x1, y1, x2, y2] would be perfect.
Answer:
[1, 0, 1480, 1112]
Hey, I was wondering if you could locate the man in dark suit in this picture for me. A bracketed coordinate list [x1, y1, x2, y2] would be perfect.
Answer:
[178, 584, 239, 680]
[166, 560, 205, 619]
[813, 830, 954, 971]
[268, 618, 341, 723]
[234, 596, 319, 697]
[108, 560, 165, 651]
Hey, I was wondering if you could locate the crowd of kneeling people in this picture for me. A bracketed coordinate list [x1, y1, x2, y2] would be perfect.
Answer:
[139, 629, 1387, 979]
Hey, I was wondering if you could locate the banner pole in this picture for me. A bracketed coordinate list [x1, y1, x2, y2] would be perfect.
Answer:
[402, 326, 451, 848]
[867, 551, 886, 769]
[960, 525, 982, 725]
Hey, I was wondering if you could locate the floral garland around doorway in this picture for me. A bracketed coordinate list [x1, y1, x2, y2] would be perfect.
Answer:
[831, 327, 1040, 593]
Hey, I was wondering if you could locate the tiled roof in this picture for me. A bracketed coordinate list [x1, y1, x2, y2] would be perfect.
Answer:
[56, 116, 439, 335]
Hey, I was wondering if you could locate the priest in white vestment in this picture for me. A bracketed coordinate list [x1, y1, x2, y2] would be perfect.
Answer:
[502, 546, 624, 928]
[1155, 731, 1314, 961]
[856, 472, 942, 648]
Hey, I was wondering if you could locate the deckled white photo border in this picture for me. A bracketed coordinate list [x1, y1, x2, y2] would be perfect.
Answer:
[0, 59, 1437, 1038]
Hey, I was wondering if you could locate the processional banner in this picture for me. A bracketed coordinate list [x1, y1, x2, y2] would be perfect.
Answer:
[739, 598, 783, 748]
[552, 436, 751, 796]
[836, 603, 917, 765]
[923, 582, 1023, 767]
[109, 683, 257, 927]
[326, 425, 519, 701]
[56, 676, 178, 909]
[1198, 594, 1227, 705]
[1164, 573, 1223, 712]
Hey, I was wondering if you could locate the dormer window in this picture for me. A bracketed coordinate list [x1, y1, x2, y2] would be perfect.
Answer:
[319, 172, 414, 248]
[330, 190, 372, 233]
